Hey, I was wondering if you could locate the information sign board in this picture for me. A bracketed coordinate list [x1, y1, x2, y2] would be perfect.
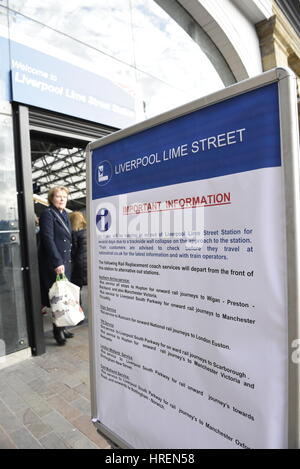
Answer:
[87, 68, 300, 449]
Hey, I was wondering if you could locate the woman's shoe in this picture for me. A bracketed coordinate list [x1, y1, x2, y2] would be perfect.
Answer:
[63, 328, 74, 339]
[53, 325, 66, 346]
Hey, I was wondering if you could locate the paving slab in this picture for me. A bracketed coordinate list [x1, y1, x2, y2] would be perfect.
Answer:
[0, 325, 111, 450]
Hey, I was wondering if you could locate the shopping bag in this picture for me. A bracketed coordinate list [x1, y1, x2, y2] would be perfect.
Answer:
[49, 274, 85, 327]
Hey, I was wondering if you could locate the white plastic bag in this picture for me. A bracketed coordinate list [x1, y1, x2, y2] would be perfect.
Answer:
[49, 275, 84, 327]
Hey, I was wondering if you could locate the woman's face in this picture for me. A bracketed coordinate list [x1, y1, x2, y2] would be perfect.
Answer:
[52, 190, 68, 211]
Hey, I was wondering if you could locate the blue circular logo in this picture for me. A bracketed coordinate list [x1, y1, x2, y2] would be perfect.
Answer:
[96, 208, 112, 232]
[95, 160, 113, 186]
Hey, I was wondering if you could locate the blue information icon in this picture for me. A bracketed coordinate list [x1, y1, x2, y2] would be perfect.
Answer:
[95, 160, 113, 186]
[96, 208, 112, 232]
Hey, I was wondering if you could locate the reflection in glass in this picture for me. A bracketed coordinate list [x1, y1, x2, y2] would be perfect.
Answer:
[136, 70, 188, 119]
[131, 0, 226, 102]
[8, 0, 234, 121]
[0, 5, 10, 103]
[0, 3, 8, 23]
[8, 8, 137, 116]
[9, 0, 135, 64]
[0, 115, 28, 355]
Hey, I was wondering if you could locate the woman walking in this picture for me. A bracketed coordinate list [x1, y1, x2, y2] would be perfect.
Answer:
[38, 186, 73, 345]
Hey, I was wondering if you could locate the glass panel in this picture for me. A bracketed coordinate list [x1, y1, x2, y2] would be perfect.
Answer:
[7, 0, 233, 123]
[0, 4, 11, 104]
[136, 70, 188, 119]
[0, 114, 29, 355]
[8, 0, 135, 65]
[8, 9, 137, 126]
[7, 0, 232, 121]
[131, 0, 225, 99]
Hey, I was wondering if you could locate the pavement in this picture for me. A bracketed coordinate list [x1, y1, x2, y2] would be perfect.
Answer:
[0, 319, 112, 449]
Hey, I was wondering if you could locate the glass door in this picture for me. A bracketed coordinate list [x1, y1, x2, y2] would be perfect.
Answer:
[0, 114, 29, 356]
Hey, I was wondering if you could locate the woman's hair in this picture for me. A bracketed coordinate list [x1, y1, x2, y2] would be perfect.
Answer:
[70, 211, 87, 231]
[47, 186, 69, 204]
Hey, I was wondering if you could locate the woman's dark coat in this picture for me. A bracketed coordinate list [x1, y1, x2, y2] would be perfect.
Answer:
[38, 205, 72, 307]
[71, 229, 87, 288]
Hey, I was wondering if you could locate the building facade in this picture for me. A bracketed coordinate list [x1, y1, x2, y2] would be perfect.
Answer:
[0, 0, 299, 364]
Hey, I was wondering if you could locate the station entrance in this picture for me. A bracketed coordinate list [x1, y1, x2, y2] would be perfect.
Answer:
[13, 105, 116, 356]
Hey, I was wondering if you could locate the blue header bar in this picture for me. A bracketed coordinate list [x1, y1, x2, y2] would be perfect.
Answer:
[92, 83, 280, 200]
[9, 39, 135, 128]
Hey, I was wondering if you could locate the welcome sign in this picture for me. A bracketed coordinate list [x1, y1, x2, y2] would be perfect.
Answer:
[0, 34, 135, 128]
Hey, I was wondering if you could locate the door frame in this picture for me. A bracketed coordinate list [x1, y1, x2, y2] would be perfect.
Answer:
[13, 104, 115, 355]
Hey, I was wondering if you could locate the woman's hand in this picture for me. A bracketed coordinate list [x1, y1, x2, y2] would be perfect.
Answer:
[55, 265, 65, 275]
